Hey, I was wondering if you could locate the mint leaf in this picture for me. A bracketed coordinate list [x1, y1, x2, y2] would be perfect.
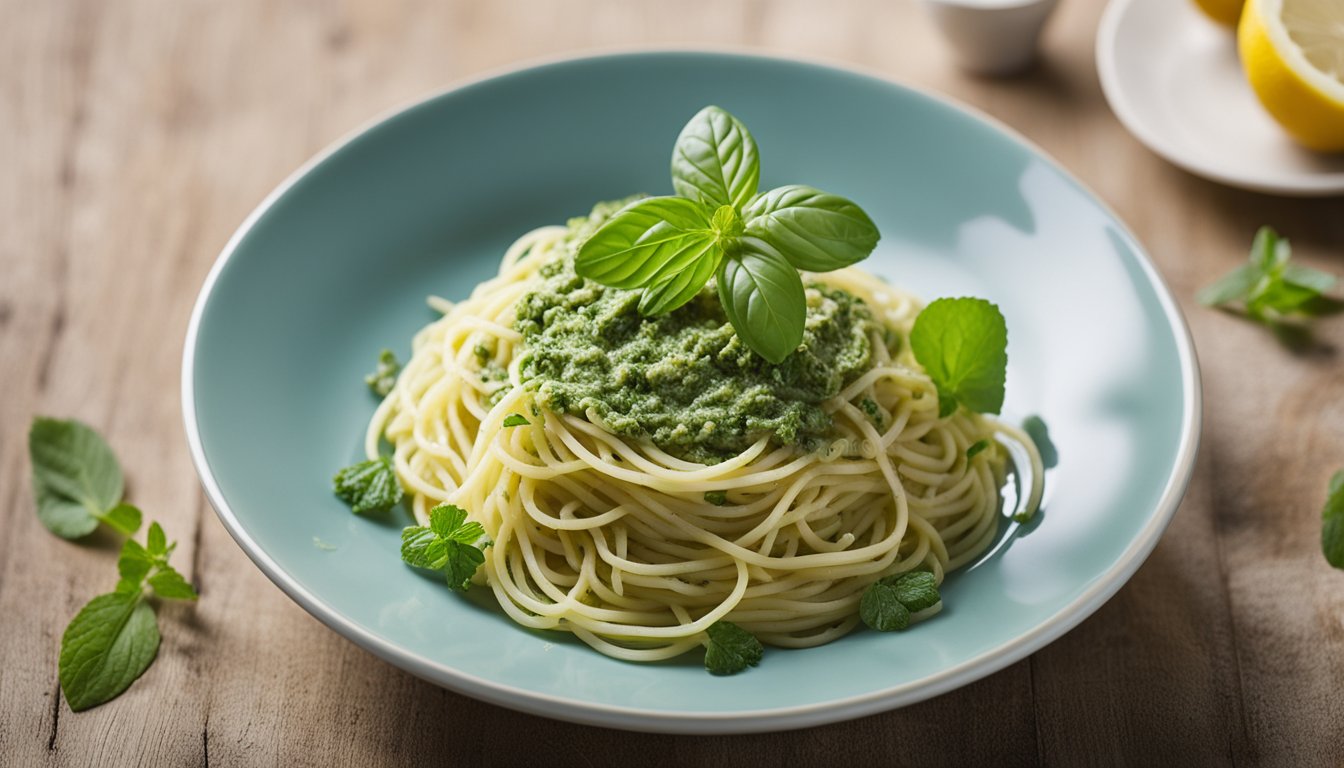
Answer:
[502, 413, 530, 428]
[58, 591, 160, 711]
[333, 457, 403, 515]
[1023, 415, 1058, 469]
[96, 503, 142, 537]
[1324, 471, 1344, 569]
[743, 185, 880, 271]
[716, 239, 806, 364]
[116, 539, 155, 592]
[703, 620, 763, 675]
[860, 582, 910, 631]
[1199, 227, 1338, 324]
[909, 298, 1008, 417]
[365, 349, 401, 397]
[575, 196, 716, 289]
[401, 503, 491, 591]
[146, 521, 167, 557]
[29, 417, 125, 539]
[966, 439, 990, 460]
[147, 566, 198, 601]
[889, 571, 940, 612]
[671, 106, 760, 209]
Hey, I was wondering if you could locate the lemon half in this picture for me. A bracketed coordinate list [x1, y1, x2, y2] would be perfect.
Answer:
[1239, 0, 1344, 152]
[1194, 0, 1244, 27]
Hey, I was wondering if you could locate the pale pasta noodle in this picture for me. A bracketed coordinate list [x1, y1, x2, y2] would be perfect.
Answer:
[366, 225, 1043, 662]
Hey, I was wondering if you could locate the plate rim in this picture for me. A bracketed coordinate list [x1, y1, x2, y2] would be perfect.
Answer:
[1096, 0, 1344, 197]
[181, 46, 1203, 734]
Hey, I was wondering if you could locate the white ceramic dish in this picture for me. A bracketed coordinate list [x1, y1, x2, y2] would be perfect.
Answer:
[921, 0, 1060, 75]
[1097, 0, 1344, 196]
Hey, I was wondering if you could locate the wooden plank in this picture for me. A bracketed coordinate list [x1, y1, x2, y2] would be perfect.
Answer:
[3, 0, 1343, 765]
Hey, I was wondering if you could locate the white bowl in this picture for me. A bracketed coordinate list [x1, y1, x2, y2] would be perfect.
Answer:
[921, 0, 1061, 76]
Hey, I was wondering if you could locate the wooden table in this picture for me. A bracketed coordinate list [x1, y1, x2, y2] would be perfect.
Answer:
[3, 0, 1342, 764]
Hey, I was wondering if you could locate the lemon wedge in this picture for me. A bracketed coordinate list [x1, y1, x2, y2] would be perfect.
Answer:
[1193, 0, 1244, 27]
[1239, 0, 1344, 152]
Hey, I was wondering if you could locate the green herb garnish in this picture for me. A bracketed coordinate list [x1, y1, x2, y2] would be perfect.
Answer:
[966, 439, 990, 460]
[860, 571, 942, 632]
[333, 457, 403, 514]
[58, 521, 197, 712]
[28, 417, 141, 538]
[1023, 415, 1058, 469]
[1198, 227, 1340, 323]
[401, 503, 492, 591]
[365, 349, 401, 397]
[1323, 471, 1344, 569]
[909, 298, 1008, 418]
[502, 413, 530, 428]
[703, 490, 729, 506]
[703, 620, 764, 675]
[575, 106, 880, 364]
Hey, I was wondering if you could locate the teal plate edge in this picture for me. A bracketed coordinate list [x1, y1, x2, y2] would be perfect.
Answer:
[181, 49, 1202, 734]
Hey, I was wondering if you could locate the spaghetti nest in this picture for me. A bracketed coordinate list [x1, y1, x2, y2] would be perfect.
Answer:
[367, 222, 1042, 662]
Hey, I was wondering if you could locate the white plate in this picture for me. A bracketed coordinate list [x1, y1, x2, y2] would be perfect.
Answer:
[1097, 0, 1344, 196]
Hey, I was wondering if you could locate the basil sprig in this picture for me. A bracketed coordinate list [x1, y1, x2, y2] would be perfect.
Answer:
[576, 106, 881, 364]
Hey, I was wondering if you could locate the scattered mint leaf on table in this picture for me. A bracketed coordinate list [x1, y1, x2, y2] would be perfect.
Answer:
[333, 457, 403, 514]
[704, 620, 763, 675]
[1198, 227, 1340, 323]
[59, 520, 197, 711]
[909, 298, 1008, 418]
[28, 416, 131, 539]
[401, 503, 492, 591]
[1323, 471, 1344, 569]
[576, 106, 880, 364]
[365, 349, 401, 397]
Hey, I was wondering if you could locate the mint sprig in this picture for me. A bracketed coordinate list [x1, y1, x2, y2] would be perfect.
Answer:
[333, 457, 403, 515]
[1323, 471, 1344, 570]
[909, 298, 1008, 418]
[400, 503, 493, 591]
[703, 620, 763, 675]
[576, 106, 881, 364]
[28, 417, 141, 539]
[1199, 227, 1341, 324]
[365, 348, 401, 397]
[58, 521, 197, 712]
[860, 571, 942, 632]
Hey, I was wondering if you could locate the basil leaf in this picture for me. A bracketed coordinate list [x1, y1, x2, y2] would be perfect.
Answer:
[670, 106, 760, 209]
[574, 197, 714, 289]
[743, 185, 880, 272]
[1323, 471, 1344, 569]
[703, 620, 763, 675]
[1251, 226, 1285, 272]
[1281, 263, 1336, 295]
[909, 298, 1008, 417]
[502, 413, 530, 428]
[332, 457, 403, 515]
[29, 417, 125, 539]
[96, 503, 142, 537]
[147, 566, 199, 601]
[638, 241, 723, 316]
[716, 239, 806, 364]
[860, 582, 911, 631]
[58, 591, 160, 712]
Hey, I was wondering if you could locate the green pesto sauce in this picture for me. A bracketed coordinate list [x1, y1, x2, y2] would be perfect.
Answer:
[513, 199, 883, 464]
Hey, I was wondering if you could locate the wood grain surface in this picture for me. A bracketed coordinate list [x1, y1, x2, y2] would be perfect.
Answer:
[2, 0, 1342, 765]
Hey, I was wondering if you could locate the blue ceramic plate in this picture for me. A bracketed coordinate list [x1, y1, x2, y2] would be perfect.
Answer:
[183, 51, 1200, 734]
